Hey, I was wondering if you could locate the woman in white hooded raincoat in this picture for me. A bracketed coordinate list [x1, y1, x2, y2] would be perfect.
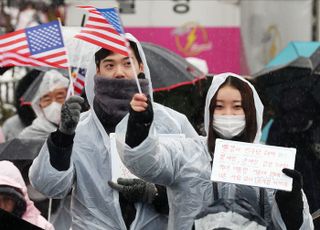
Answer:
[116, 72, 314, 230]
[29, 33, 198, 229]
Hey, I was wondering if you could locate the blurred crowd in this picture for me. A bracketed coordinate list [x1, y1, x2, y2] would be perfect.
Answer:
[0, 0, 66, 35]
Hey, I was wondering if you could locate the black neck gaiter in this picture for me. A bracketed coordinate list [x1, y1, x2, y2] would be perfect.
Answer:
[93, 75, 150, 134]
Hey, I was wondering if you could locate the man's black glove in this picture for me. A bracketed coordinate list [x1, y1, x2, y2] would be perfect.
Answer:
[108, 178, 158, 204]
[126, 98, 153, 148]
[275, 168, 303, 230]
[59, 95, 84, 135]
[128, 97, 153, 125]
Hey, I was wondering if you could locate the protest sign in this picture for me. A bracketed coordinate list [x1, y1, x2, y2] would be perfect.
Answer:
[110, 133, 138, 182]
[211, 139, 296, 191]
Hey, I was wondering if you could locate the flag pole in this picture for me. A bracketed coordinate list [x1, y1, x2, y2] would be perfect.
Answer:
[57, 18, 75, 97]
[126, 41, 142, 94]
[115, 6, 142, 94]
[73, 15, 87, 94]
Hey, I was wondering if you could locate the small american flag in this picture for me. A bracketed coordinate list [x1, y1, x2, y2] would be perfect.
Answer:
[0, 20, 68, 69]
[75, 6, 129, 56]
[71, 66, 86, 95]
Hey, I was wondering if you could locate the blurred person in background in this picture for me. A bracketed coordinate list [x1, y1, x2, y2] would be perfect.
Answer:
[15, 1, 48, 30]
[2, 69, 39, 141]
[0, 160, 54, 229]
[19, 69, 68, 139]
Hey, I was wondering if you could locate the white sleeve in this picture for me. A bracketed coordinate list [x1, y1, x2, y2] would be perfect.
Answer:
[29, 142, 75, 199]
[116, 123, 181, 186]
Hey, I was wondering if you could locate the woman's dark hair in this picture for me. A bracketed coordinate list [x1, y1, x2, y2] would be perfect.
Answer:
[207, 76, 257, 156]
[94, 40, 142, 68]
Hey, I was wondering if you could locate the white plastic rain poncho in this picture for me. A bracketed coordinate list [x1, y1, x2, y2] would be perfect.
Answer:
[115, 72, 314, 230]
[29, 33, 198, 230]
[19, 69, 69, 139]
[0, 160, 54, 230]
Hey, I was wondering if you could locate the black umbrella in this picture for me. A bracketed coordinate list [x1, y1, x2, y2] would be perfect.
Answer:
[253, 57, 313, 86]
[140, 42, 210, 134]
[253, 56, 315, 113]
[141, 42, 206, 92]
[0, 138, 44, 161]
[0, 138, 45, 183]
[154, 75, 212, 135]
[0, 208, 44, 230]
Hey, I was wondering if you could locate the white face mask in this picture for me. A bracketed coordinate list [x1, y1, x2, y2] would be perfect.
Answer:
[42, 102, 62, 125]
[212, 115, 246, 139]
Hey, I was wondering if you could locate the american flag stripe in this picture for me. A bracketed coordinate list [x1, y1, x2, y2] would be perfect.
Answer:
[75, 35, 128, 56]
[79, 29, 126, 45]
[74, 78, 85, 94]
[0, 30, 24, 40]
[32, 48, 66, 59]
[75, 31, 128, 55]
[0, 42, 28, 53]
[87, 16, 109, 24]
[0, 33, 25, 44]
[85, 24, 116, 32]
[75, 6, 129, 56]
[0, 52, 66, 68]
[2, 45, 28, 54]
[77, 5, 97, 11]
[74, 79, 84, 88]
[0, 37, 26, 48]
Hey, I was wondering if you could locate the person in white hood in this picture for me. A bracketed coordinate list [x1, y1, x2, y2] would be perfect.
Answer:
[29, 33, 198, 229]
[119, 72, 314, 229]
[0, 160, 54, 229]
[19, 69, 69, 139]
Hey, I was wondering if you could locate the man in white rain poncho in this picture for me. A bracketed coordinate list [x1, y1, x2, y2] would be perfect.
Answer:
[116, 72, 314, 229]
[29, 33, 198, 229]
[19, 69, 69, 139]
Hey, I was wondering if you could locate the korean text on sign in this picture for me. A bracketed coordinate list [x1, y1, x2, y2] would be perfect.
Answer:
[211, 139, 296, 191]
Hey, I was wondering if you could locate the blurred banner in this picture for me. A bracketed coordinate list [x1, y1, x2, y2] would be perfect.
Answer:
[240, 0, 313, 74]
[66, 0, 246, 75]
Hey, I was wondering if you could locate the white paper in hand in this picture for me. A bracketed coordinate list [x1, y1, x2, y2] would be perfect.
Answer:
[211, 139, 296, 191]
[110, 133, 138, 182]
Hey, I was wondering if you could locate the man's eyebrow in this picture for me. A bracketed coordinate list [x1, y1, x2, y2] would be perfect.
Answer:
[101, 59, 115, 63]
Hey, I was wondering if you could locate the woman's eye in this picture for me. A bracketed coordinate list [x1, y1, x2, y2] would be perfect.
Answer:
[234, 105, 243, 109]
[215, 105, 223, 109]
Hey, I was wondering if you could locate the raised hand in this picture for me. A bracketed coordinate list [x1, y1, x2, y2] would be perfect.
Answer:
[59, 95, 84, 135]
